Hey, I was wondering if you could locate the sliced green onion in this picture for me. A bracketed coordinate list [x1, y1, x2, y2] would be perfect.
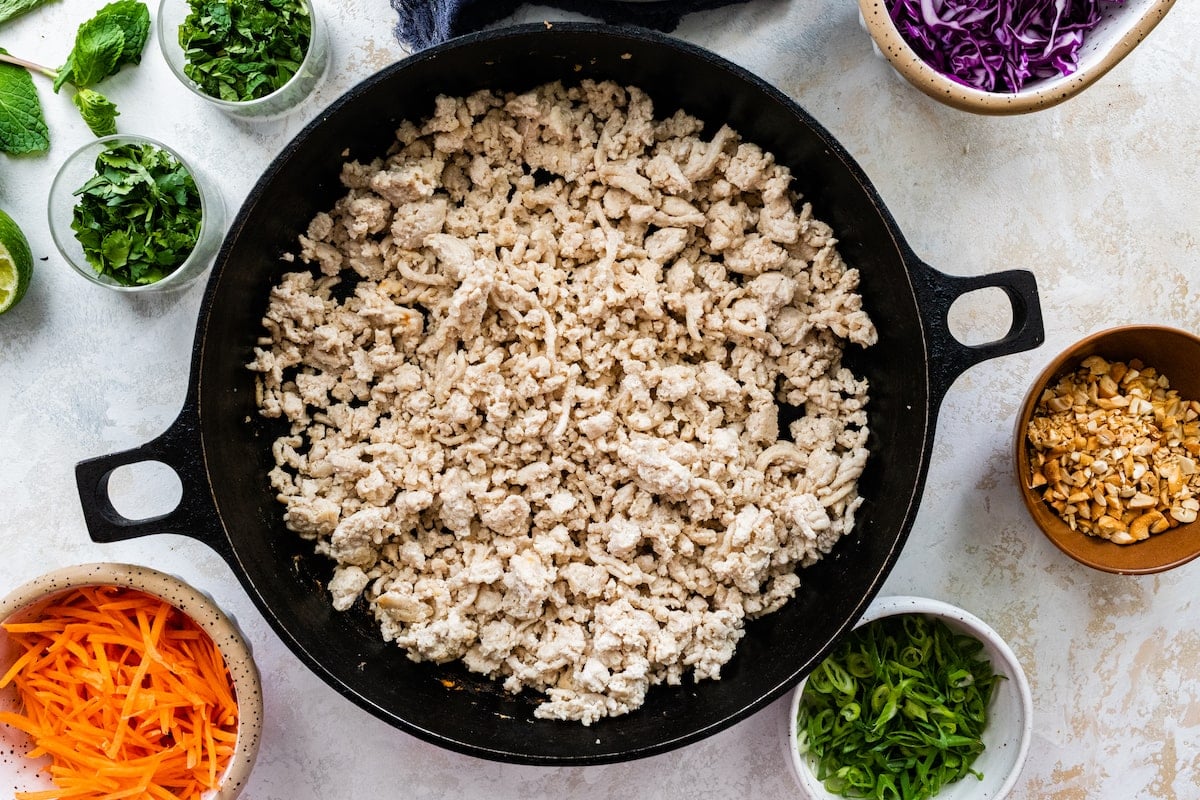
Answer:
[797, 614, 1003, 800]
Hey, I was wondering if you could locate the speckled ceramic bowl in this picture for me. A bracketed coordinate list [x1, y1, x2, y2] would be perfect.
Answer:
[0, 563, 262, 799]
[1015, 325, 1200, 574]
[785, 596, 1033, 800]
[857, 0, 1176, 114]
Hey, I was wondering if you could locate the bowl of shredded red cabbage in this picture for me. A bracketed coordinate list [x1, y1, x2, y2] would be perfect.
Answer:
[859, 0, 1176, 112]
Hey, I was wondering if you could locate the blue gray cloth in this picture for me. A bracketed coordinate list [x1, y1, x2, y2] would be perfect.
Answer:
[391, 0, 751, 50]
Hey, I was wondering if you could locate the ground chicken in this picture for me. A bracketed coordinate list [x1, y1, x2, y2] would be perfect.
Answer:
[247, 80, 876, 726]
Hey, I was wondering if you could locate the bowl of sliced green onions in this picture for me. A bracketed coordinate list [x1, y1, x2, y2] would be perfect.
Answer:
[786, 596, 1032, 800]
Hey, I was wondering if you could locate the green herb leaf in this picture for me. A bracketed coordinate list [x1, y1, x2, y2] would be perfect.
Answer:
[70, 142, 203, 285]
[50, 53, 72, 93]
[797, 615, 1002, 800]
[72, 87, 118, 136]
[100, 228, 131, 268]
[0, 0, 53, 26]
[0, 48, 47, 154]
[65, 18, 125, 89]
[54, 0, 150, 92]
[100, 0, 151, 63]
[180, 0, 311, 102]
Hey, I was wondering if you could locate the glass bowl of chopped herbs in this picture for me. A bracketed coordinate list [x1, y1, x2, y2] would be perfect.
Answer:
[157, 0, 329, 119]
[48, 134, 225, 292]
[785, 596, 1033, 800]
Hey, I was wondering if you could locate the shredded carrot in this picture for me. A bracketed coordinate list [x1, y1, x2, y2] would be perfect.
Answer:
[0, 586, 240, 800]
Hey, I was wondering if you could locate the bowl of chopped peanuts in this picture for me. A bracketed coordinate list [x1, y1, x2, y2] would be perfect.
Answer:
[1016, 325, 1200, 574]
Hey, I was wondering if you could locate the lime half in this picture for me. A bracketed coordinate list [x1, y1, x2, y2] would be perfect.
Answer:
[0, 208, 33, 314]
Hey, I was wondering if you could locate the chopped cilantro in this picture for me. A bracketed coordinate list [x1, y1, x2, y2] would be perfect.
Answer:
[70, 142, 203, 286]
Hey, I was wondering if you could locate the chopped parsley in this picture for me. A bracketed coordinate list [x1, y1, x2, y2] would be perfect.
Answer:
[179, 0, 312, 103]
[70, 142, 203, 286]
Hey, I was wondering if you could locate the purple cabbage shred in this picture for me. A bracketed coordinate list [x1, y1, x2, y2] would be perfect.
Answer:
[886, 0, 1124, 93]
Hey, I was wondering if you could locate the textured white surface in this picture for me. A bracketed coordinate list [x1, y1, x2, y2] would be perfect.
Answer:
[1, 1, 1198, 798]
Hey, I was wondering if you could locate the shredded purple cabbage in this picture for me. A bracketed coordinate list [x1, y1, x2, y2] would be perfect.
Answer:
[886, 0, 1124, 93]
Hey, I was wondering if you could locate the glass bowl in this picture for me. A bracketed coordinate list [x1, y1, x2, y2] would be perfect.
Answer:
[0, 563, 263, 799]
[47, 134, 225, 294]
[784, 596, 1033, 800]
[157, 0, 329, 120]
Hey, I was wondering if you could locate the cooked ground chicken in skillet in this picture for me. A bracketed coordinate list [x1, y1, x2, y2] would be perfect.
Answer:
[248, 80, 876, 724]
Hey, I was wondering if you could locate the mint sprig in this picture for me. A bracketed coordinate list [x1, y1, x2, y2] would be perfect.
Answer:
[54, 0, 150, 92]
[0, 0, 149, 151]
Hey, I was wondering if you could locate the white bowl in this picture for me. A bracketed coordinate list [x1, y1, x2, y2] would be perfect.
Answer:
[0, 563, 263, 799]
[784, 596, 1033, 800]
[858, 0, 1177, 114]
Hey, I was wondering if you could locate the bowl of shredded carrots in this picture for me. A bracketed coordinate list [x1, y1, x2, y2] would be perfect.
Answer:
[0, 563, 263, 800]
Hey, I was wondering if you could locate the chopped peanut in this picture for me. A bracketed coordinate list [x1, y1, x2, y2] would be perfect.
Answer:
[1027, 356, 1200, 544]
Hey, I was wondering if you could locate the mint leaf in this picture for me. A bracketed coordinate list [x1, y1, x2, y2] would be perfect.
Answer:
[72, 87, 118, 136]
[0, 50, 47, 154]
[55, 1, 150, 92]
[51, 52, 72, 93]
[67, 18, 125, 88]
[0, 0, 53, 26]
[0, 1, 148, 149]
[103, 0, 151, 63]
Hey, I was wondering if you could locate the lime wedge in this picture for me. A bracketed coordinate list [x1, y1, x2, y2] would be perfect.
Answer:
[0, 208, 33, 314]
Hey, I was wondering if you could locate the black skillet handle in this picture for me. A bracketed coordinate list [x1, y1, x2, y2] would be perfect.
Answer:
[74, 405, 235, 564]
[910, 260, 1045, 410]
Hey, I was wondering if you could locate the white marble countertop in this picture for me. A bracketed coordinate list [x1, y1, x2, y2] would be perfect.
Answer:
[2, 1, 1198, 798]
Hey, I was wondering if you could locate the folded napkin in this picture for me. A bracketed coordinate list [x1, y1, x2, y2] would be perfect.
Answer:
[391, 0, 751, 50]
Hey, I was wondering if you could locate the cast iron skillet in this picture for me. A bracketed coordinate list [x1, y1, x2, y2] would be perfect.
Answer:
[75, 24, 1043, 765]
